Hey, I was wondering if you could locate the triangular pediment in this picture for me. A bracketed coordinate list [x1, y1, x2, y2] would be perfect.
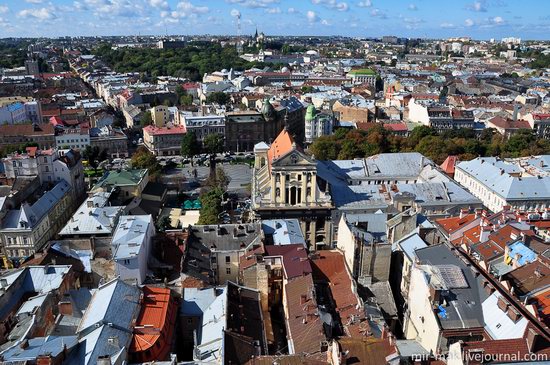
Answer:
[272, 149, 315, 167]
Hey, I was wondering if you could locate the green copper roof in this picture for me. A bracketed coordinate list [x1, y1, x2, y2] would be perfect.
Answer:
[305, 104, 316, 121]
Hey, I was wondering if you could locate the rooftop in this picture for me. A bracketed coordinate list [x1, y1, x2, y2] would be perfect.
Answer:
[111, 215, 153, 260]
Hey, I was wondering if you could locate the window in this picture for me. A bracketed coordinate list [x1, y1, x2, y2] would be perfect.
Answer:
[225, 256, 231, 263]
[123, 259, 130, 265]
[307, 173, 312, 182]
[12, 161, 16, 167]
[226, 268, 231, 275]
[298, 174, 302, 181]
[285, 174, 290, 182]
[276, 188, 280, 197]
[307, 187, 312, 196]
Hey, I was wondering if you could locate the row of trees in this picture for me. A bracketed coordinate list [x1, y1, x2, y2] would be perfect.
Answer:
[94, 42, 268, 81]
[180, 131, 224, 162]
[309, 126, 550, 164]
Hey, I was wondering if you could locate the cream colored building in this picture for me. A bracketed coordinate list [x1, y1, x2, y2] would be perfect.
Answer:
[252, 129, 333, 249]
[151, 105, 168, 127]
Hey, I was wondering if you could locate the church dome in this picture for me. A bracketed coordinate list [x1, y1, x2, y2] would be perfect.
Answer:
[261, 98, 276, 121]
[305, 104, 316, 121]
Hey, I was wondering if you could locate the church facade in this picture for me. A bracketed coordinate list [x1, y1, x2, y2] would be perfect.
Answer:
[251, 129, 333, 249]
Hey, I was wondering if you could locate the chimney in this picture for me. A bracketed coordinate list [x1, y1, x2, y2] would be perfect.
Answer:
[526, 327, 541, 353]
[97, 356, 112, 365]
[474, 208, 482, 219]
[58, 300, 73, 316]
[20, 339, 29, 349]
[459, 208, 469, 219]
[480, 226, 492, 242]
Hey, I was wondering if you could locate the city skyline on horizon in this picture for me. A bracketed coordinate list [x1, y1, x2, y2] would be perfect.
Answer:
[0, 0, 549, 40]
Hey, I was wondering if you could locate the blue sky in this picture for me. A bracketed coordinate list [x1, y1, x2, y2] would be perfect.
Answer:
[0, 0, 549, 39]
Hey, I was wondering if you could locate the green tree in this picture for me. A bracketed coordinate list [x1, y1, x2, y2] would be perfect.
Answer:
[180, 94, 193, 106]
[131, 146, 162, 181]
[181, 131, 201, 164]
[309, 136, 340, 160]
[83, 146, 108, 173]
[206, 92, 229, 105]
[203, 133, 224, 155]
[141, 111, 153, 126]
[197, 187, 225, 225]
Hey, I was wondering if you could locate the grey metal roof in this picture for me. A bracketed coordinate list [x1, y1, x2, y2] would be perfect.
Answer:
[76, 278, 140, 335]
[415, 244, 487, 330]
[1, 335, 79, 362]
[2, 180, 71, 230]
[111, 215, 153, 260]
[396, 232, 428, 261]
[188, 223, 262, 252]
[59, 193, 124, 236]
[261, 219, 305, 245]
[457, 157, 550, 200]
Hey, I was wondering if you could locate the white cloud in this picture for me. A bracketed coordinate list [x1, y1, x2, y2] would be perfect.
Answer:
[312, 0, 349, 12]
[321, 19, 331, 25]
[306, 10, 318, 23]
[465, 18, 474, 26]
[440, 22, 456, 28]
[370, 8, 387, 19]
[265, 7, 281, 14]
[357, 0, 371, 7]
[466, 1, 487, 12]
[0, 5, 8, 14]
[25, 0, 44, 3]
[226, 0, 280, 9]
[18, 7, 55, 20]
[230, 8, 240, 17]
[149, 0, 169, 10]
[176, 1, 209, 14]
[492, 16, 504, 24]
[408, 3, 417, 10]
[287, 7, 299, 14]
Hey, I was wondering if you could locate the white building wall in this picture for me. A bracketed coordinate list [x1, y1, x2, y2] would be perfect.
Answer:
[407, 99, 430, 126]
[404, 266, 441, 354]
[336, 216, 355, 272]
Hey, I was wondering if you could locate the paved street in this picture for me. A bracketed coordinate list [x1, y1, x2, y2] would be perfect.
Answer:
[164, 163, 252, 195]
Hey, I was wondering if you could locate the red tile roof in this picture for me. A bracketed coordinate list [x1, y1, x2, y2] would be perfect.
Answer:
[0, 123, 55, 136]
[440, 155, 458, 176]
[240, 244, 312, 280]
[383, 122, 408, 132]
[461, 338, 530, 362]
[529, 288, 550, 327]
[488, 116, 531, 130]
[130, 286, 176, 361]
[284, 274, 326, 358]
[311, 251, 369, 337]
[143, 125, 187, 136]
[268, 128, 295, 166]
[435, 213, 478, 235]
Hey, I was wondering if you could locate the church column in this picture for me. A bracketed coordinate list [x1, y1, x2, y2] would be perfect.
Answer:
[310, 220, 317, 249]
[302, 173, 307, 205]
[270, 173, 277, 203]
[281, 175, 287, 204]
